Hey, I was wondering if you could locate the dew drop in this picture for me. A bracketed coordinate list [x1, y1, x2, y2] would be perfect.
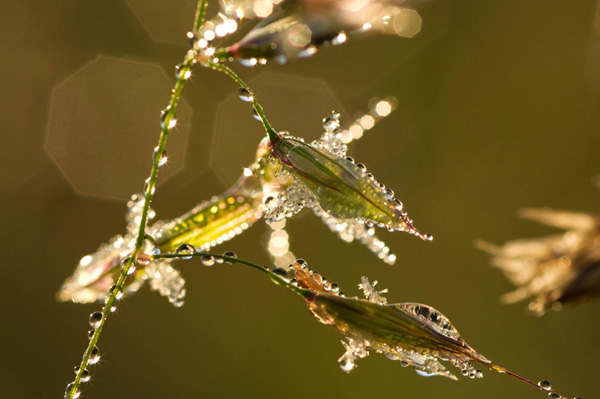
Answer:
[186, 31, 196, 45]
[120, 258, 136, 275]
[174, 62, 184, 79]
[159, 108, 170, 129]
[238, 87, 253, 102]
[238, 57, 258, 67]
[339, 359, 355, 372]
[175, 243, 195, 260]
[252, 106, 261, 121]
[391, 198, 403, 210]
[153, 146, 168, 167]
[475, 370, 483, 379]
[201, 255, 215, 267]
[538, 380, 552, 391]
[89, 312, 102, 329]
[87, 329, 94, 340]
[74, 366, 91, 382]
[143, 178, 155, 197]
[222, 251, 237, 264]
[417, 369, 438, 378]
[136, 252, 152, 266]
[548, 394, 561, 399]
[345, 156, 355, 163]
[88, 346, 100, 365]
[271, 267, 290, 282]
[65, 382, 79, 399]
[323, 112, 340, 131]
[330, 282, 339, 293]
[356, 163, 366, 172]
[108, 285, 124, 301]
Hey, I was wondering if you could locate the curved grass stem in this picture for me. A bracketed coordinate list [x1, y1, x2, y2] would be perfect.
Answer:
[203, 61, 279, 143]
[154, 251, 309, 298]
[490, 365, 569, 399]
[66, 1, 207, 398]
[193, 0, 208, 32]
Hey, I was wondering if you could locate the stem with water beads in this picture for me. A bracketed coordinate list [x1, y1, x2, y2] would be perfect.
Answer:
[64, 1, 208, 398]
[203, 61, 279, 144]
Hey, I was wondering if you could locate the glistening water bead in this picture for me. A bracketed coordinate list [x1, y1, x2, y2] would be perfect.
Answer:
[121, 258, 136, 276]
[238, 87, 253, 102]
[538, 380, 552, 391]
[201, 255, 215, 267]
[252, 106, 261, 121]
[339, 359, 354, 372]
[271, 267, 290, 282]
[222, 251, 237, 264]
[88, 346, 101, 365]
[89, 311, 102, 329]
[144, 177, 155, 197]
[108, 284, 124, 301]
[153, 146, 168, 167]
[74, 366, 90, 383]
[64, 382, 79, 399]
[175, 243, 195, 260]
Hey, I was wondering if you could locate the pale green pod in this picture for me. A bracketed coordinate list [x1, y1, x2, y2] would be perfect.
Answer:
[272, 134, 430, 240]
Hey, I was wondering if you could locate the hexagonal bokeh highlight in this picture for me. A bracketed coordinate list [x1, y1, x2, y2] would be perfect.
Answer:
[45, 56, 191, 200]
[210, 72, 346, 185]
[124, 0, 197, 44]
[392, 9, 422, 38]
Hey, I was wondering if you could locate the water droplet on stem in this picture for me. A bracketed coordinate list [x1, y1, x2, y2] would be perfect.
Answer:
[271, 267, 290, 282]
[89, 312, 102, 329]
[108, 285, 124, 301]
[88, 346, 100, 365]
[222, 251, 237, 264]
[176, 244, 195, 260]
[201, 255, 215, 267]
[238, 87, 253, 102]
[538, 380, 552, 391]
[65, 382, 79, 399]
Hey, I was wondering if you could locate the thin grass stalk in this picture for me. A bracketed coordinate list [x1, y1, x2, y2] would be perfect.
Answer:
[65, 1, 208, 397]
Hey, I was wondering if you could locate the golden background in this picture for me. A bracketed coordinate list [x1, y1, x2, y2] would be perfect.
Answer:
[1, 0, 599, 398]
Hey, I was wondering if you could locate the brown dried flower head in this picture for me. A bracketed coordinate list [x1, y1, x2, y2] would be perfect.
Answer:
[478, 207, 600, 316]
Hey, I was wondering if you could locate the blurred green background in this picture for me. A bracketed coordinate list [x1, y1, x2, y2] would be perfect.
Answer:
[1, 0, 599, 398]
